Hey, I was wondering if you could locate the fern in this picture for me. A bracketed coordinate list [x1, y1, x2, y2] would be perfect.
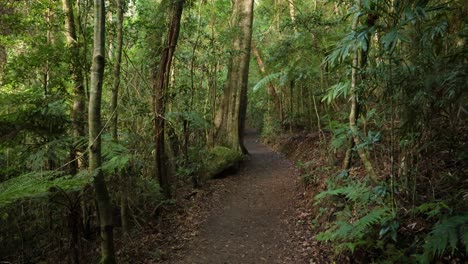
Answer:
[414, 201, 451, 218]
[316, 206, 390, 254]
[0, 171, 91, 208]
[351, 208, 389, 239]
[101, 139, 132, 173]
[315, 180, 371, 204]
[252, 72, 283, 92]
[419, 213, 468, 263]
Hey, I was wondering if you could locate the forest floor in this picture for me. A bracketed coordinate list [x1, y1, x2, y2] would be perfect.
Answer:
[123, 130, 331, 263]
[167, 130, 312, 264]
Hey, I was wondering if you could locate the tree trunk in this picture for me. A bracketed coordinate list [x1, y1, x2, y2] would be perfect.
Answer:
[252, 44, 282, 123]
[89, 0, 116, 263]
[288, 0, 297, 33]
[152, 0, 185, 198]
[62, 0, 86, 173]
[343, 2, 378, 176]
[347, 0, 378, 182]
[214, 0, 254, 154]
[109, 0, 129, 235]
[111, 0, 123, 142]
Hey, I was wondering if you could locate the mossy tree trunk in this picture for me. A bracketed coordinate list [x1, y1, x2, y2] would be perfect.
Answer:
[215, 0, 254, 154]
[89, 0, 116, 262]
[152, 0, 185, 198]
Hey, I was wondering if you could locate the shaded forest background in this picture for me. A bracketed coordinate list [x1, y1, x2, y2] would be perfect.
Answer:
[0, 0, 467, 263]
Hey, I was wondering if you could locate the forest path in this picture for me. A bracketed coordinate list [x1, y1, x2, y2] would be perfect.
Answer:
[169, 130, 304, 264]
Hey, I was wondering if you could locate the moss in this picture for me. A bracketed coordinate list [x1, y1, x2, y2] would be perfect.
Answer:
[203, 146, 243, 179]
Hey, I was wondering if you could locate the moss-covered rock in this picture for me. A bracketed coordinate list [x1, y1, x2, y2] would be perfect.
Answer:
[203, 146, 243, 179]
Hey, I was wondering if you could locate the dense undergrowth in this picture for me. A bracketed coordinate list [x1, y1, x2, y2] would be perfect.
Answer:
[1, 0, 467, 262]
[264, 127, 468, 263]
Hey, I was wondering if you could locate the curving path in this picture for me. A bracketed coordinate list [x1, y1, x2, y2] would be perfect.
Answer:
[169, 131, 304, 264]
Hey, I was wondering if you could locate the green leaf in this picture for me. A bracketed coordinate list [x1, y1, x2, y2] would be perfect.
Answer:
[253, 72, 283, 92]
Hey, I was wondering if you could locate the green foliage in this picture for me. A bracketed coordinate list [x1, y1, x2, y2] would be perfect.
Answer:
[252, 72, 283, 92]
[296, 160, 319, 186]
[321, 81, 350, 104]
[0, 171, 90, 208]
[414, 202, 451, 218]
[0, 92, 70, 143]
[418, 214, 468, 263]
[102, 138, 132, 174]
[327, 120, 349, 151]
[315, 176, 398, 258]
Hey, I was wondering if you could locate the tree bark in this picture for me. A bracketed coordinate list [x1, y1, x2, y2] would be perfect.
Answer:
[62, 0, 86, 173]
[89, 0, 116, 263]
[111, 0, 123, 142]
[343, 2, 378, 175]
[109, 0, 129, 235]
[152, 0, 185, 198]
[214, 0, 254, 154]
[346, 0, 378, 182]
[252, 44, 282, 123]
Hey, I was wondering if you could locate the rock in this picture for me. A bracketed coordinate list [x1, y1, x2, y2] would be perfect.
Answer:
[202, 146, 243, 179]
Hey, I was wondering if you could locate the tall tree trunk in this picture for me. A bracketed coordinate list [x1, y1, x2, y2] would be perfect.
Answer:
[109, 0, 129, 235]
[288, 0, 297, 33]
[252, 44, 282, 123]
[346, 0, 378, 182]
[152, 0, 185, 198]
[214, 0, 254, 154]
[0, 45, 6, 74]
[89, 0, 116, 263]
[62, 0, 86, 173]
[343, 3, 378, 175]
[111, 0, 123, 142]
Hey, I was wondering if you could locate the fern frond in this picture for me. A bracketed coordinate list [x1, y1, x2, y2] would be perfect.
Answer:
[422, 213, 468, 261]
[253, 72, 283, 92]
[315, 180, 370, 203]
[0, 171, 90, 208]
[351, 208, 389, 239]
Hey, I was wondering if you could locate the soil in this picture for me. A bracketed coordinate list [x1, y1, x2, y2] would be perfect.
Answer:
[160, 130, 315, 264]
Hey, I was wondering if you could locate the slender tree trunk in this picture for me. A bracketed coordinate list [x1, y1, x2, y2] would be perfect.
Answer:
[111, 0, 123, 142]
[346, 0, 378, 182]
[288, 0, 297, 33]
[0, 45, 6, 74]
[252, 44, 282, 122]
[152, 0, 185, 198]
[89, 0, 116, 262]
[109, 0, 129, 235]
[62, 0, 86, 173]
[343, 3, 378, 175]
[214, 0, 254, 154]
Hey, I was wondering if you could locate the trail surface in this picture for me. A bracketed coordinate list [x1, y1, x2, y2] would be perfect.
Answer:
[170, 131, 305, 264]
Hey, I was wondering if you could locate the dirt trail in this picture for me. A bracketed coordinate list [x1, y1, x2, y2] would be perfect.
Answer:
[170, 131, 304, 264]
